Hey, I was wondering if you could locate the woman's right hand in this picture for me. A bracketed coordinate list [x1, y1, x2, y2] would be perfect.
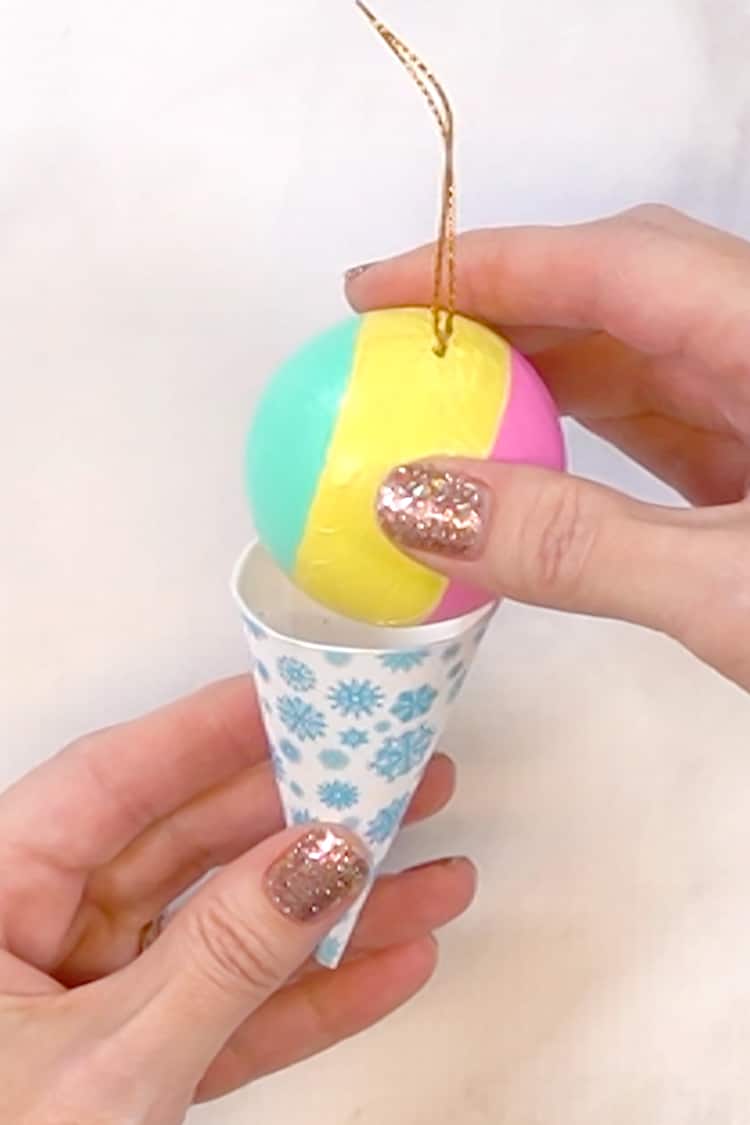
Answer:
[347, 205, 750, 690]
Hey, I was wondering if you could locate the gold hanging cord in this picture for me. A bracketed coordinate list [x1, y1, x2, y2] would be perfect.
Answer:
[356, 1, 456, 357]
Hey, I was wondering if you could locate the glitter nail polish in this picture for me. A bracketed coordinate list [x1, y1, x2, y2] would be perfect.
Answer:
[377, 463, 490, 557]
[264, 827, 370, 923]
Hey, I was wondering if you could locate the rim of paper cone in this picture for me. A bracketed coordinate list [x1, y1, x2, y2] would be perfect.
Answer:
[231, 540, 496, 654]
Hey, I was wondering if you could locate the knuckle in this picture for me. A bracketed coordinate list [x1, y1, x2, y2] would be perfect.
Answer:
[188, 897, 285, 996]
[521, 479, 599, 602]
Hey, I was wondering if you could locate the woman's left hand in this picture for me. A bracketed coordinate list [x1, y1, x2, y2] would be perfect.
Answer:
[0, 676, 473, 1123]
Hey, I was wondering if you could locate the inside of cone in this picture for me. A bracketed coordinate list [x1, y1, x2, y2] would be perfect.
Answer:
[233, 542, 494, 650]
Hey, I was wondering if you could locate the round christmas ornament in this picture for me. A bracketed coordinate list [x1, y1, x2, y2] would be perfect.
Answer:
[246, 306, 564, 627]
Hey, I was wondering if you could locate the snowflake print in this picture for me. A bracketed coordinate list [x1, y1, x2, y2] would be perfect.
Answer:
[390, 684, 438, 723]
[448, 661, 465, 680]
[271, 753, 285, 782]
[340, 727, 368, 749]
[318, 935, 342, 964]
[318, 749, 351, 771]
[318, 780, 359, 811]
[290, 781, 305, 799]
[379, 650, 428, 673]
[255, 659, 270, 683]
[279, 738, 302, 763]
[369, 725, 435, 782]
[328, 679, 384, 719]
[442, 642, 461, 663]
[278, 656, 316, 693]
[278, 695, 326, 741]
[375, 720, 392, 734]
[291, 807, 312, 825]
[324, 651, 352, 667]
[366, 794, 410, 845]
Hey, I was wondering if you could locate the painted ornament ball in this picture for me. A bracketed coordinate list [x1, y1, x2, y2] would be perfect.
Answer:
[246, 307, 565, 627]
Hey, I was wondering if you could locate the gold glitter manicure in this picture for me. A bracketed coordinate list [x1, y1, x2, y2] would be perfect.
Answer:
[377, 463, 490, 557]
[264, 827, 370, 924]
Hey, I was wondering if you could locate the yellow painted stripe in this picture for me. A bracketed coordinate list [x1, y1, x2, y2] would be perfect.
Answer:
[295, 308, 511, 625]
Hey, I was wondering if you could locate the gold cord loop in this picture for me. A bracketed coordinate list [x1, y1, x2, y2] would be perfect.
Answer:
[356, 2, 456, 357]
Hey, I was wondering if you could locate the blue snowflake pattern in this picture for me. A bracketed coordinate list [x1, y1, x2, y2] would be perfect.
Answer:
[279, 738, 302, 763]
[369, 725, 435, 782]
[379, 650, 428, 673]
[328, 679, 384, 719]
[290, 781, 305, 799]
[391, 684, 438, 723]
[448, 672, 467, 703]
[262, 698, 273, 716]
[318, 749, 351, 771]
[271, 753, 285, 782]
[448, 661, 465, 680]
[291, 807, 312, 825]
[318, 780, 359, 811]
[442, 642, 461, 663]
[245, 618, 267, 641]
[318, 935, 342, 964]
[375, 720, 392, 734]
[366, 794, 410, 845]
[278, 656, 316, 693]
[340, 727, 369, 749]
[278, 695, 326, 741]
[324, 651, 353, 667]
[255, 659, 270, 683]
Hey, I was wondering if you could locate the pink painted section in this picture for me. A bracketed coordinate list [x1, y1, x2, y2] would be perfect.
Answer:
[426, 579, 493, 623]
[491, 349, 566, 469]
[427, 348, 565, 623]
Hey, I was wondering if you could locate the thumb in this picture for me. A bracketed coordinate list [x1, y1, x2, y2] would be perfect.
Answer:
[376, 460, 745, 654]
[113, 825, 370, 1081]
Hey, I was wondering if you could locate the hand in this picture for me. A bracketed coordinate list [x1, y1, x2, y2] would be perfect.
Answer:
[348, 205, 750, 690]
[0, 677, 474, 1123]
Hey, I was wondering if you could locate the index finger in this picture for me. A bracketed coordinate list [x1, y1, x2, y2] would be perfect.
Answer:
[346, 206, 750, 369]
[0, 676, 266, 872]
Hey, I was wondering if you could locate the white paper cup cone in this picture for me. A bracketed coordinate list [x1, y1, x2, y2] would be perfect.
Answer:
[231, 541, 495, 969]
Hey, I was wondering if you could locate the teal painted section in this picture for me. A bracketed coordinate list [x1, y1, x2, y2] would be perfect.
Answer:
[245, 316, 360, 571]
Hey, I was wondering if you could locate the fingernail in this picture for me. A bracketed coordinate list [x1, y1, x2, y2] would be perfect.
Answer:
[377, 463, 491, 558]
[345, 262, 377, 284]
[409, 856, 469, 874]
[137, 909, 171, 953]
[264, 827, 370, 924]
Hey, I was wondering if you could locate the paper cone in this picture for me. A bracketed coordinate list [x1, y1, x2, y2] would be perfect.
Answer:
[231, 542, 495, 969]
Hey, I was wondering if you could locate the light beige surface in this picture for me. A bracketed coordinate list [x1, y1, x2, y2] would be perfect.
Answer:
[2, 1, 750, 1121]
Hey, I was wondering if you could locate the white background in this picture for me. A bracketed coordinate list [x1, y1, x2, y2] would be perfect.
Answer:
[2, 1, 750, 1121]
